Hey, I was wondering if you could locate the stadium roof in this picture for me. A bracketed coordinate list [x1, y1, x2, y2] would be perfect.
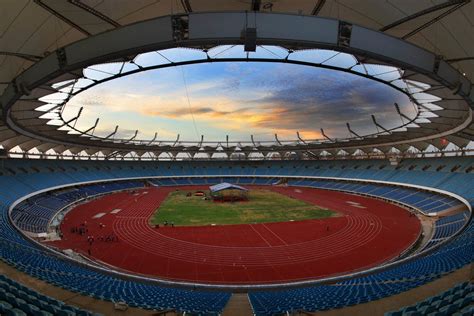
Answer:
[0, 0, 473, 159]
[209, 183, 248, 193]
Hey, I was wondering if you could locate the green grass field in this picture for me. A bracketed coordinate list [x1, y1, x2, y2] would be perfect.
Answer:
[150, 189, 336, 226]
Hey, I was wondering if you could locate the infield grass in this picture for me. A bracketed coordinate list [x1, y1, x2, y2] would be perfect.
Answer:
[150, 189, 336, 226]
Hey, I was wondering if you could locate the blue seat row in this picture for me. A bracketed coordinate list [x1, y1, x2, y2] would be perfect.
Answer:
[385, 281, 473, 316]
[10, 180, 145, 233]
[249, 222, 473, 315]
[0, 274, 100, 316]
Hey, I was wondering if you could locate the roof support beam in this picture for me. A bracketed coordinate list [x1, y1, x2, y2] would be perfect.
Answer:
[371, 115, 390, 133]
[59, 107, 82, 128]
[296, 132, 307, 144]
[311, 0, 326, 16]
[274, 134, 282, 146]
[33, 0, 91, 36]
[82, 118, 99, 135]
[198, 135, 204, 148]
[68, 0, 121, 28]
[0, 52, 42, 62]
[124, 130, 138, 143]
[105, 150, 121, 160]
[320, 128, 333, 142]
[346, 123, 362, 138]
[146, 132, 158, 145]
[251, 0, 261, 11]
[104, 125, 118, 140]
[180, 0, 193, 13]
[400, 1, 470, 40]
[446, 57, 474, 63]
[2, 12, 471, 156]
[395, 103, 412, 123]
[172, 134, 180, 147]
[250, 135, 257, 148]
[379, 0, 469, 34]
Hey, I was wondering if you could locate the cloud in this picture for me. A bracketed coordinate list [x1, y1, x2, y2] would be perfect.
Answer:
[235, 67, 414, 137]
[63, 61, 414, 141]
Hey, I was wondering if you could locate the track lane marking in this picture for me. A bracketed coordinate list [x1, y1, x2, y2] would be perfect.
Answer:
[249, 225, 272, 247]
[262, 223, 288, 246]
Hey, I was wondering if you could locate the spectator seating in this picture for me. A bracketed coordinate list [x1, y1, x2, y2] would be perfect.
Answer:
[385, 281, 473, 316]
[12, 176, 468, 237]
[249, 222, 473, 315]
[0, 157, 472, 314]
[10, 181, 145, 233]
[0, 274, 100, 316]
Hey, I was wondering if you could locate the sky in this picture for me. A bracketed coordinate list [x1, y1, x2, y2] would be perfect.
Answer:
[59, 47, 417, 143]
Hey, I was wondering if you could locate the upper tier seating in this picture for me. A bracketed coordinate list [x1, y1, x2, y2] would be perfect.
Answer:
[286, 178, 464, 215]
[10, 181, 145, 233]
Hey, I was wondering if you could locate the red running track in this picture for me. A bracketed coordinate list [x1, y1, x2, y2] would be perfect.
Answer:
[48, 186, 421, 284]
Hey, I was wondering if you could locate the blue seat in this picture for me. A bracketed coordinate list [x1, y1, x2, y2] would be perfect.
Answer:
[0, 158, 472, 315]
[5, 308, 28, 316]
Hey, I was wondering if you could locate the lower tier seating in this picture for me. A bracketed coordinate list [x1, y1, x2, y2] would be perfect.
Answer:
[0, 274, 100, 316]
[385, 281, 473, 316]
[248, 222, 473, 315]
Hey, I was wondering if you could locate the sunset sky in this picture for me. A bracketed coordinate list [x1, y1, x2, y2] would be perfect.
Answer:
[59, 47, 417, 142]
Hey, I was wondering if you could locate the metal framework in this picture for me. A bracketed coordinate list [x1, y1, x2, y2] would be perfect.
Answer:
[54, 55, 422, 143]
[379, 0, 469, 33]
[68, 0, 121, 28]
[33, 0, 91, 36]
[1, 12, 473, 160]
[311, 0, 326, 16]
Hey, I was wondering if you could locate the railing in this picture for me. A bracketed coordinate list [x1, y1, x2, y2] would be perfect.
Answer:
[2, 148, 473, 161]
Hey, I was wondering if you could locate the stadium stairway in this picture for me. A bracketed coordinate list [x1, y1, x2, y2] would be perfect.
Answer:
[221, 293, 253, 316]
